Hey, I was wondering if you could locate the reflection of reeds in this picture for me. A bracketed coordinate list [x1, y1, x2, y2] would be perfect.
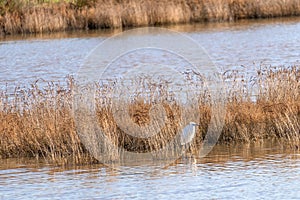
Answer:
[0, 66, 299, 164]
[1, 0, 300, 35]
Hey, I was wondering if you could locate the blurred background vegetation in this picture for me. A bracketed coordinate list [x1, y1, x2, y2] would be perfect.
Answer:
[0, 0, 96, 12]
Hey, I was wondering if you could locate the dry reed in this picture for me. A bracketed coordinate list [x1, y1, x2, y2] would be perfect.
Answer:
[0, 66, 299, 164]
[1, 0, 300, 35]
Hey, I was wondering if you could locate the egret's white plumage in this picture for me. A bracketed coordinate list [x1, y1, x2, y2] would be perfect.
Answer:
[180, 122, 199, 145]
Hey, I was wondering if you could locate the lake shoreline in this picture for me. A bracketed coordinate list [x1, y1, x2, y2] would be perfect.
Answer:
[1, 0, 300, 36]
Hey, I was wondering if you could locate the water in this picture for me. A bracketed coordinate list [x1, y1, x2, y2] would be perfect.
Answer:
[1, 142, 300, 199]
[1, 17, 300, 199]
[0, 17, 300, 87]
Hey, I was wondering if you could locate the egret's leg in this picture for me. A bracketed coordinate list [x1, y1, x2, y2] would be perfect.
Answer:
[187, 145, 193, 158]
[181, 144, 186, 156]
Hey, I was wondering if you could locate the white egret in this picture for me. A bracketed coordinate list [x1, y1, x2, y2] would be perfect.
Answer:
[180, 122, 200, 146]
[179, 122, 200, 162]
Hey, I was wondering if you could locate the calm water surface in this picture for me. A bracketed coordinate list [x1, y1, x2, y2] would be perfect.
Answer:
[1, 18, 300, 199]
[1, 142, 300, 199]
[0, 17, 300, 86]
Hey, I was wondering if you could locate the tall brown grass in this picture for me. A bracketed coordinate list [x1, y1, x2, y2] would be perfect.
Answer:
[0, 66, 299, 164]
[1, 0, 300, 35]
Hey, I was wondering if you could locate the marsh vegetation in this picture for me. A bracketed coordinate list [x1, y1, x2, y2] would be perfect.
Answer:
[0, 66, 299, 164]
[1, 0, 300, 35]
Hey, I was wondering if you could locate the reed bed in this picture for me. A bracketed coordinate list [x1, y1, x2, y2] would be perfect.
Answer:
[0, 66, 299, 164]
[1, 0, 300, 35]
